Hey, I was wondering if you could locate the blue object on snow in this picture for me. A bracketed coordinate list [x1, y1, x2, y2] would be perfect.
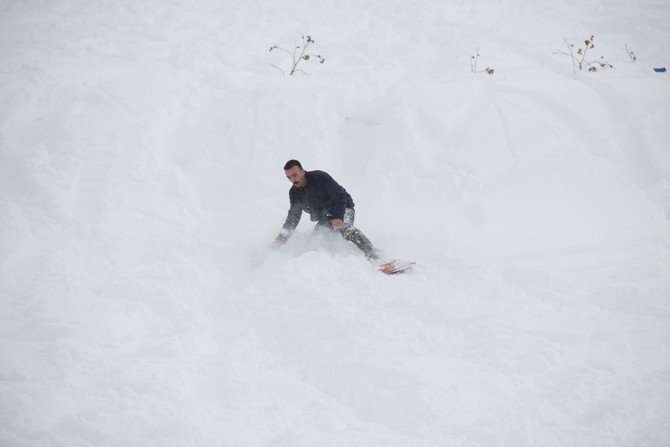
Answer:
[653, 67, 667, 72]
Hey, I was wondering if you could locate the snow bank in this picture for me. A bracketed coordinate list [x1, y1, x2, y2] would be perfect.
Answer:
[1, 0, 669, 446]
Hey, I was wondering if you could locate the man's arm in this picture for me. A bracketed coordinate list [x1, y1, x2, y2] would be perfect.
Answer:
[321, 172, 349, 221]
[274, 192, 302, 244]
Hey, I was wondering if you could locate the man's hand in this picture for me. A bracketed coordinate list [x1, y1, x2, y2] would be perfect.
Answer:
[270, 239, 285, 249]
[331, 218, 344, 230]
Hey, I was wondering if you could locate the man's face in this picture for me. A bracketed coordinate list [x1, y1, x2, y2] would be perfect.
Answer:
[285, 166, 307, 188]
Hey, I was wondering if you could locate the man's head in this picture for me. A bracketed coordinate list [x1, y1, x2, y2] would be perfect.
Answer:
[284, 159, 307, 188]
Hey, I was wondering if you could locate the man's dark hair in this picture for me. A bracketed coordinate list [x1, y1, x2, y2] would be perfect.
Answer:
[283, 159, 303, 171]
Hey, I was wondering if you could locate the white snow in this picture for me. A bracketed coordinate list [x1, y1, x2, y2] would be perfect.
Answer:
[1, 0, 669, 445]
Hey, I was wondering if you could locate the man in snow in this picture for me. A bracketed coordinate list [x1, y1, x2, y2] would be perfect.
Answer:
[273, 159, 380, 261]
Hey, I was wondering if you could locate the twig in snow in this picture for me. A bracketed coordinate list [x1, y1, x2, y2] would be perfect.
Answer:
[470, 47, 494, 75]
[625, 44, 637, 62]
[269, 35, 325, 76]
[553, 35, 613, 72]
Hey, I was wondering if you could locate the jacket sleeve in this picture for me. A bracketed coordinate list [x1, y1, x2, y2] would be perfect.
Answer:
[323, 172, 349, 220]
[276, 190, 302, 242]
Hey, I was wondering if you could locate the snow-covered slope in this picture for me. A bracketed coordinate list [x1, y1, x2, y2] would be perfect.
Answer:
[1, 1, 669, 445]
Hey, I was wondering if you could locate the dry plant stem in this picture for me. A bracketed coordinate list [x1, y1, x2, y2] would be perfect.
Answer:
[470, 47, 480, 73]
[577, 38, 590, 69]
[270, 41, 305, 75]
[470, 47, 494, 75]
[556, 38, 586, 70]
[270, 46, 293, 75]
[293, 37, 309, 75]
[554, 36, 611, 72]
[270, 35, 325, 76]
[562, 38, 578, 71]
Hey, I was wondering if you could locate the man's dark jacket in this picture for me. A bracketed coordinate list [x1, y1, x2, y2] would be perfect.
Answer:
[278, 170, 354, 239]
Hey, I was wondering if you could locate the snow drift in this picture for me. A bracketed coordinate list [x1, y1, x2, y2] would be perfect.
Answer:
[1, 0, 669, 446]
